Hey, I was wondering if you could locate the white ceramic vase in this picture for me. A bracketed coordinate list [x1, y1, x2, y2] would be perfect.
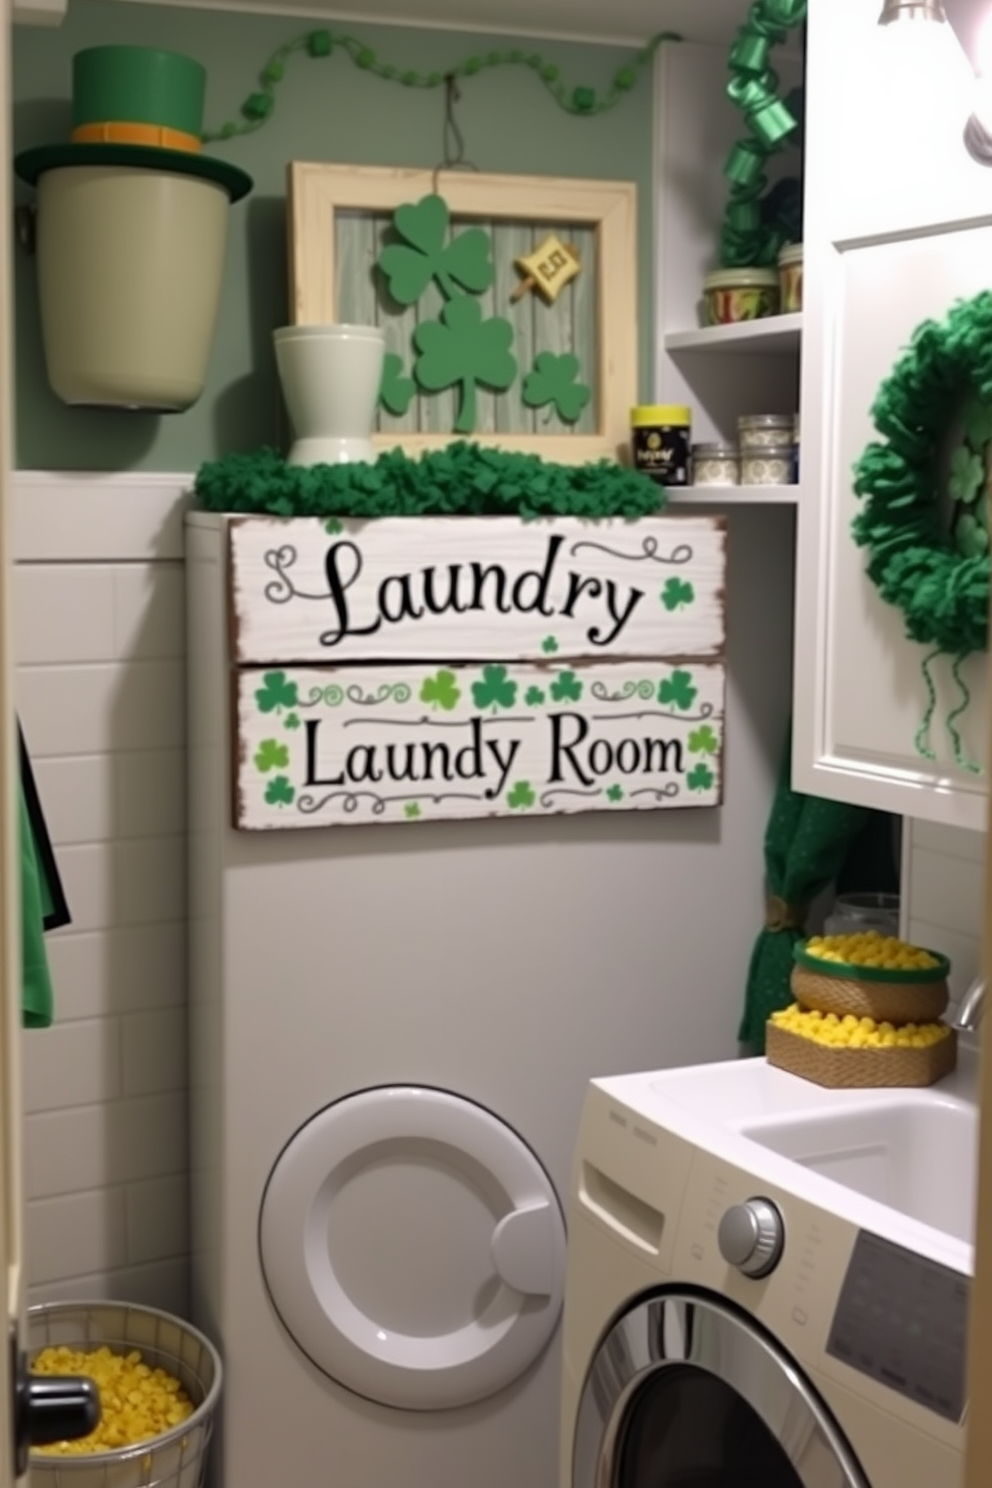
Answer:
[274, 324, 386, 466]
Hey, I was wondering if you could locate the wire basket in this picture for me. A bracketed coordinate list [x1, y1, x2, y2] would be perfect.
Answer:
[27, 1302, 222, 1488]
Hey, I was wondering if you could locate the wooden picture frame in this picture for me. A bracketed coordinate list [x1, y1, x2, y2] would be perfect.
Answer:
[287, 162, 638, 464]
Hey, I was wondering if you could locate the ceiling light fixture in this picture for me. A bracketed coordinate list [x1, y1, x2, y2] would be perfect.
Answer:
[878, 0, 949, 21]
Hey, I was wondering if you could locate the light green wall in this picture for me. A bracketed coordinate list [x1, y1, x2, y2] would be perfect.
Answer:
[12, 1, 655, 471]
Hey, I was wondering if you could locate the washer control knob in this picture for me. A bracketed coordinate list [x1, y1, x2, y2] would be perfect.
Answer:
[717, 1198, 784, 1278]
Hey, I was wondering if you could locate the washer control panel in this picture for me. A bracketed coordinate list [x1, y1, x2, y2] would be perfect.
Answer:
[826, 1230, 969, 1422]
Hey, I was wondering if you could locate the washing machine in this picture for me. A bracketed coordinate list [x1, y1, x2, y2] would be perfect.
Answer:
[184, 512, 775, 1488]
[560, 1059, 971, 1488]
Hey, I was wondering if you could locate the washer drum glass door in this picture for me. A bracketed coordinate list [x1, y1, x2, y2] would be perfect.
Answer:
[574, 1292, 870, 1488]
[260, 1086, 567, 1412]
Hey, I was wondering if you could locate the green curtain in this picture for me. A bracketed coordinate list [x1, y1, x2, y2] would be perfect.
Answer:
[21, 783, 53, 1028]
[738, 728, 894, 1053]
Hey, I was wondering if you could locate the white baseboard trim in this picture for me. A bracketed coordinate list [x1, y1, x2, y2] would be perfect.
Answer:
[13, 472, 195, 564]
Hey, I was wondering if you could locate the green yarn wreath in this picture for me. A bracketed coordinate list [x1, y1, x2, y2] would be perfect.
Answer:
[194, 442, 665, 521]
[852, 290, 992, 770]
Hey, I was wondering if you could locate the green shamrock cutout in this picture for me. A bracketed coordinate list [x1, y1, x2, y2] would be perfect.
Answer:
[378, 195, 495, 305]
[404, 802, 422, 819]
[525, 686, 546, 706]
[522, 352, 591, 424]
[414, 298, 517, 434]
[606, 784, 624, 803]
[949, 445, 983, 505]
[507, 780, 536, 810]
[472, 664, 518, 712]
[687, 763, 715, 793]
[324, 518, 344, 535]
[256, 670, 299, 714]
[254, 739, 289, 773]
[964, 396, 992, 451]
[688, 724, 719, 756]
[550, 669, 583, 703]
[955, 512, 989, 558]
[284, 713, 301, 731]
[420, 669, 461, 711]
[541, 636, 559, 654]
[658, 670, 697, 711]
[265, 776, 295, 806]
[380, 352, 416, 417]
[661, 578, 696, 611]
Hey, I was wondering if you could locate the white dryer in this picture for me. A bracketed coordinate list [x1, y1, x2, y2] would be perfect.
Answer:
[184, 512, 775, 1488]
[560, 1060, 971, 1488]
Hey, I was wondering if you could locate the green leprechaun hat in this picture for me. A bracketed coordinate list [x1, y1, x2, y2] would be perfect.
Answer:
[15, 45, 252, 201]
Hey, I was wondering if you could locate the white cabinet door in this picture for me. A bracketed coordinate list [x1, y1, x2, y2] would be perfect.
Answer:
[794, 0, 992, 829]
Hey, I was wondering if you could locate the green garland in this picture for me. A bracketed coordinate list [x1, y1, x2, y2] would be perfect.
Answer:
[720, 0, 806, 268]
[202, 30, 681, 142]
[852, 291, 992, 771]
[194, 443, 666, 521]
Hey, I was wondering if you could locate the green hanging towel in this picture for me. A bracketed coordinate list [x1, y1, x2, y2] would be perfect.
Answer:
[19, 726, 70, 1029]
[738, 726, 874, 1054]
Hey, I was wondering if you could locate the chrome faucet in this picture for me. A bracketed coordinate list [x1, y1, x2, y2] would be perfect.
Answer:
[953, 975, 986, 1032]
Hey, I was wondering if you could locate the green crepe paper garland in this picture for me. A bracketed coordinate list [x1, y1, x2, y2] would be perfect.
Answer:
[203, 30, 683, 142]
[720, 0, 807, 269]
[852, 291, 992, 772]
[194, 442, 666, 522]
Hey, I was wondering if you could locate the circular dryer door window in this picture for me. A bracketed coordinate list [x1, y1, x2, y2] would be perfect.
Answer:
[259, 1086, 567, 1411]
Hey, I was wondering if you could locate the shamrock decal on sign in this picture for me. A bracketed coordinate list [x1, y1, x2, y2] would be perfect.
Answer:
[507, 781, 537, 809]
[541, 636, 559, 654]
[472, 665, 518, 712]
[414, 298, 517, 434]
[522, 352, 591, 424]
[254, 739, 289, 773]
[525, 686, 546, 706]
[256, 670, 299, 714]
[324, 518, 344, 535]
[378, 195, 495, 305]
[658, 670, 697, 711]
[687, 763, 715, 793]
[420, 670, 461, 711]
[404, 802, 422, 819]
[606, 784, 624, 803]
[379, 352, 417, 418]
[284, 713, 301, 731]
[550, 669, 583, 703]
[688, 725, 719, 756]
[661, 578, 695, 612]
[265, 776, 295, 806]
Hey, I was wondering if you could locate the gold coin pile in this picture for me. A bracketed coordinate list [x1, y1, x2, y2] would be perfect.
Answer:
[770, 1004, 951, 1049]
[804, 930, 940, 971]
[31, 1344, 195, 1454]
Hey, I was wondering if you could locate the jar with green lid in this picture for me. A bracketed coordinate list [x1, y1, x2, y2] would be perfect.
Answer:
[703, 268, 779, 326]
[630, 405, 691, 487]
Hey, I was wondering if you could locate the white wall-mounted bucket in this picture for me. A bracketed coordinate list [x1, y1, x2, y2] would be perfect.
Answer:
[274, 323, 385, 466]
[35, 165, 230, 410]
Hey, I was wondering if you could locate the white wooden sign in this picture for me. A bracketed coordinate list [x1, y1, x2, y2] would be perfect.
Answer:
[235, 660, 725, 829]
[228, 516, 726, 664]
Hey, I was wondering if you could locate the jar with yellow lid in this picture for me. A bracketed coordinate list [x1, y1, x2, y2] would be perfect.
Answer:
[630, 405, 691, 487]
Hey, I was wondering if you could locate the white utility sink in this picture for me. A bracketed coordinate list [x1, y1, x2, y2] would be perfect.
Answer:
[737, 1097, 977, 1246]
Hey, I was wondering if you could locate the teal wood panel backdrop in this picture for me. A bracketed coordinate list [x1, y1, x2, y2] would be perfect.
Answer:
[335, 211, 598, 439]
[12, 2, 653, 471]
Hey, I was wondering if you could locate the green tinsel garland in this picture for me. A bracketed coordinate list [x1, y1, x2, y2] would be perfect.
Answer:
[194, 443, 666, 521]
[852, 291, 992, 771]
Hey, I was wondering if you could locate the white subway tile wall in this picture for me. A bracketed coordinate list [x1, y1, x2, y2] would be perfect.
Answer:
[905, 819, 986, 1008]
[15, 476, 190, 1313]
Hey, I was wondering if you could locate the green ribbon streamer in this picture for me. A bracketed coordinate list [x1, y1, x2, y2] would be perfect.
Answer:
[946, 655, 984, 775]
[914, 649, 941, 762]
[719, 0, 806, 269]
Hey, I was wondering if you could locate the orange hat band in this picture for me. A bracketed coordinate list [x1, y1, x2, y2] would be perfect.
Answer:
[70, 121, 203, 152]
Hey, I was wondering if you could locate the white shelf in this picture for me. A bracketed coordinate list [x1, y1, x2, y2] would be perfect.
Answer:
[667, 485, 800, 506]
[664, 314, 802, 356]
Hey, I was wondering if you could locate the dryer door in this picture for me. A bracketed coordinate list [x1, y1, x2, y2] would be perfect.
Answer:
[574, 1291, 871, 1488]
[259, 1085, 566, 1411]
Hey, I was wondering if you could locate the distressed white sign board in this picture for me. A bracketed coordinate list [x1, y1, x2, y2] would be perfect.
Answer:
[228, 516, 726, 664]
[235, 661, 725, 829]
[227, 515, 727, 830]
